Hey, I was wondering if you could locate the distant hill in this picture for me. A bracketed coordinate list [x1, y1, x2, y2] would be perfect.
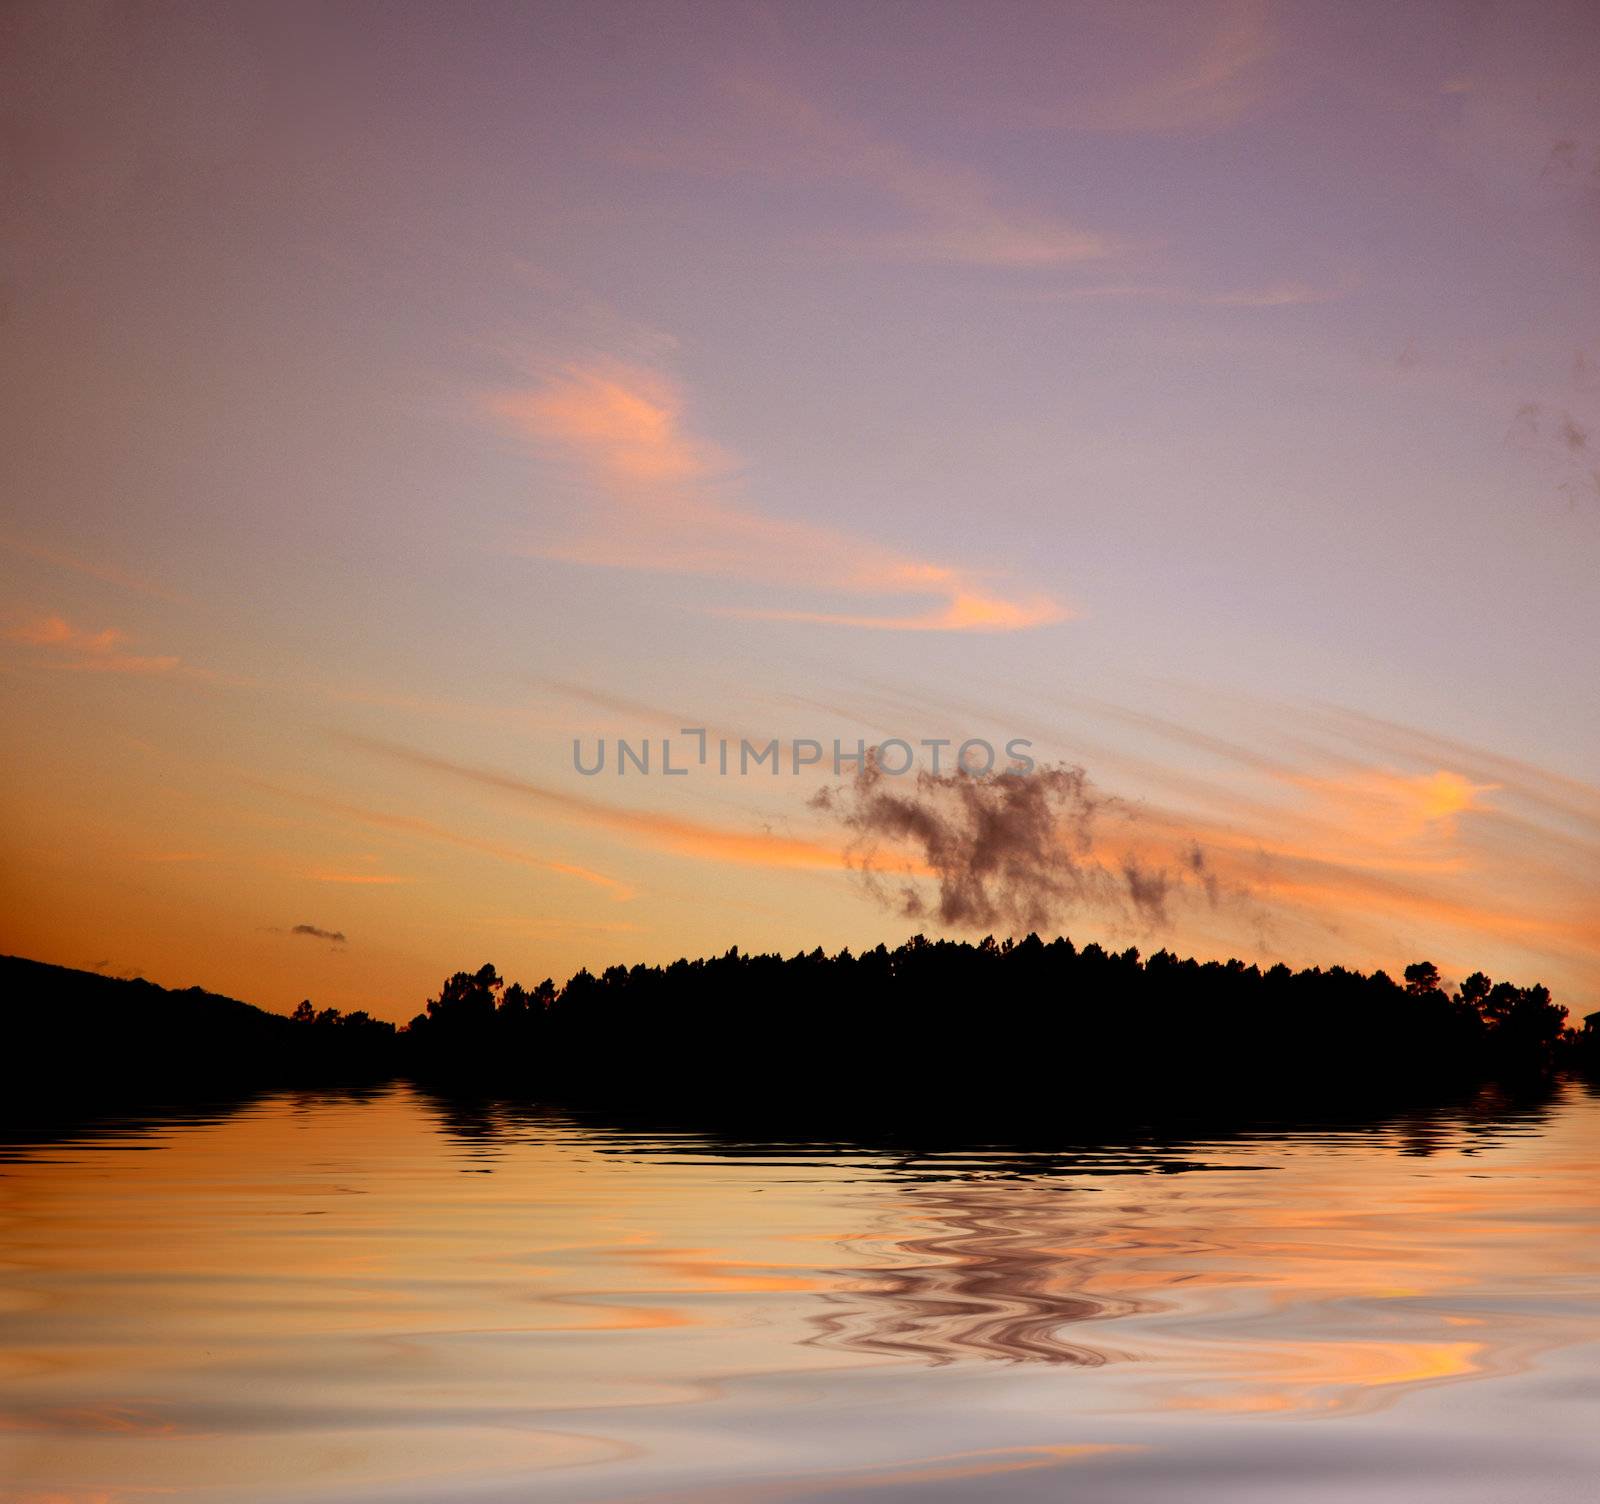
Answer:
[0, 956, 391, 1106]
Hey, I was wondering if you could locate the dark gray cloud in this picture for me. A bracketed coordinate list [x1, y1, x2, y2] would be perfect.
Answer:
[1506, 397, 1598, 506]
[291, 923, 347, 944]
[1188, 842, 1221, 907]
[813, 757, 1254, 937]
[1122, 857, 1173, 926]
[1506, 401, 1543, 447]
[813, 757, 1114, 932]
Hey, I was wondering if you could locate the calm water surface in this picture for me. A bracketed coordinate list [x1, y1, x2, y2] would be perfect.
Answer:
[3, 1083, 1599, 1503]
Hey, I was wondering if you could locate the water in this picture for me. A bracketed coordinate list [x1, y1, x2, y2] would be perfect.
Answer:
[3, 1083, 1599, 1503]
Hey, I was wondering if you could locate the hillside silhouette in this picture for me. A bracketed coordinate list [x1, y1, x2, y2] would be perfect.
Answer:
[5, 938, 1591, 1122]
[1, 954, 395, 1108]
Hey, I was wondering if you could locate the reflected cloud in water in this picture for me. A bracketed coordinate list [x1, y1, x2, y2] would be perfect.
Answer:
[807, 1183, 1124, 1366]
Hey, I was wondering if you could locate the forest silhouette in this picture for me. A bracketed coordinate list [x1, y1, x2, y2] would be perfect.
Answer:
[4, 937, 1592, 1126]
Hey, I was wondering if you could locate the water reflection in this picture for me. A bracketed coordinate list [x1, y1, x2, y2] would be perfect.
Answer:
[411, 1077, 1568, 1173]
[1, 1082, 1598, 1503]
[808, 1184, 1121, 1365]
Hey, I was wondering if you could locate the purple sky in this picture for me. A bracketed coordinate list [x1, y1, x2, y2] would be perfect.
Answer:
[2, 1, 1597, 1017]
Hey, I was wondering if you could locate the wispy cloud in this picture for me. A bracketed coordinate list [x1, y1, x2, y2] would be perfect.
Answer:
[1294, 704, 1600, 836]
[342, 734, 850, 873]
[252, 782, 638, 900]
[625, 74, 1120, 270]
[718, 597, 1068, 633]
[3, 612, 246, 683]
[1060, 278, 1345, 308]
[1024, 0, 1276, 133]
[5, 614, 183, 675]
[491, 362, 1070, 631]
[0, 528, 187, 598]
[1283, 768, 1500, 849]
[735, 74, 1117, 268]
[0, 533, 187, 602]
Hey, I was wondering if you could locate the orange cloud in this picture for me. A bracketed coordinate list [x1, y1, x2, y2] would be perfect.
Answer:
[491, 363, 1072, 632]
[495, 366, 725, 483]
[252, 784, 638, 902]
[1098, 763, 1593, 964]
[1270, 768, 1502, 870]
[1117, 759, 1594, 986]
[1292, 768, 1498, 828]
[1311, 705, 1600, 834]
[729, 590, 1069, 633]
[4, 613, 207, 677]
[343, 735, 852, 874]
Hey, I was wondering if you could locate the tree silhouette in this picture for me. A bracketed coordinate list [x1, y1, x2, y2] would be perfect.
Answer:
[3, 937, 1586, 1121]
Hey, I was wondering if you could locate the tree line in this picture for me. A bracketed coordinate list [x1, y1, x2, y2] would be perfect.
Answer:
[7, 940, 1591, 1121]
[297, 935, 1587, 1119]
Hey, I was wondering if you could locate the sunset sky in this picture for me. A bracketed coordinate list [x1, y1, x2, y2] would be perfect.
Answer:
[2, 0, 1597, 1021]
